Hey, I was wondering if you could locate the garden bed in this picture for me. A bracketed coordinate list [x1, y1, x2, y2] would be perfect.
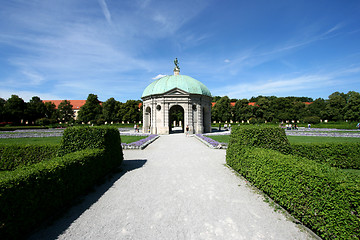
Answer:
[121, 134, 159, 150]
[194, 134, 227, 149]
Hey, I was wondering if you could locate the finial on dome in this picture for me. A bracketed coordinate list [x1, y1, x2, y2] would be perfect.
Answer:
[174, 58, 180, 75]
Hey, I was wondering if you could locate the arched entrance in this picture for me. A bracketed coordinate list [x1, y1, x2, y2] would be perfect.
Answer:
[169, 105, 184, 133]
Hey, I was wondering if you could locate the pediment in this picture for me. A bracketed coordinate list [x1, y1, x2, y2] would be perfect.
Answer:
[163, 88, 189, 96]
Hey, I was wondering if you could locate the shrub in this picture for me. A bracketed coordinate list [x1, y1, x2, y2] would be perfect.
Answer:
[0, 148, 110, 239]
[226, 146, 360, 239]
[292, 143, 360, 169]
[229, 125, 292, 154]
[58, 126, 123, 165]
[0, 126, 123, 238]
[0, 144, 59, 170]
[303, 116, 321, 124]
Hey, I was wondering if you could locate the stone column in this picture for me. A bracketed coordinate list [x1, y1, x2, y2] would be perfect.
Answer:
[185, 102, 194, 134]
[197, 103, 204, 134]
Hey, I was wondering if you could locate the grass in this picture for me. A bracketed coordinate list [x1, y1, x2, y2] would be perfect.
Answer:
[0, 137, 62, 145]
[0, 135, 147, 145]
[211, 121, 359, 130]
[120, 135, 147, 144]
[287, 136, 360, 143]
[207, 135, 360, 144]
[207, 135, 230, 143]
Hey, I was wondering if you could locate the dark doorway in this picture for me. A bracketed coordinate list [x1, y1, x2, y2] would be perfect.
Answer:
[169, 105, 184, 133]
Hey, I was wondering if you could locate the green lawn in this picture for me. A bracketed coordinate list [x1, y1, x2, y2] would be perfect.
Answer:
[207, 135, 230, 143]
[287, 136, 360, 143]
[207, 135, 360, 144]
[0, 137, 62, 145]
[0, 135, 147, 145]
[121, 135, 147, 144]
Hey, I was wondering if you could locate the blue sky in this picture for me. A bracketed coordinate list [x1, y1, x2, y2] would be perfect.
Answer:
[1, 0, 360, 102]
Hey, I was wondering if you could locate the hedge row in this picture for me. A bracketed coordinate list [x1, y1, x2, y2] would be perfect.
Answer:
[0, 126, 123, 239]
[58, 126, 123, 161]
[0, 144, 59, 171]
[292, 142, 360, 169]
[227, 126, 360, 239]
[0, 149, 110, 239]
[229, 125, 292, 154]
[226, 146, 360, 239]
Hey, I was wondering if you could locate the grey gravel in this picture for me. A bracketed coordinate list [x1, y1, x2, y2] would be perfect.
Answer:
[29, 134, 318, 240]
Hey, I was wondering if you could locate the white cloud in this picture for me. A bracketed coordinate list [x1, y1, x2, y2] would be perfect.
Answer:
[98, 0, 112, 25]
[213, 73, 334, 98]
[152, 74, 166, 79]
[21, 70, 45, 85]
[224, 59, 230, 63]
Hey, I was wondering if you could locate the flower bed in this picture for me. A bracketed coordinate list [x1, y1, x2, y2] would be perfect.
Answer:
[194, 134, 227, 149]
[121, 134, 159, 149]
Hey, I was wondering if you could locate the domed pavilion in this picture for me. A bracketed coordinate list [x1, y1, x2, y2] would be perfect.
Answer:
[142, 60, 212, 134]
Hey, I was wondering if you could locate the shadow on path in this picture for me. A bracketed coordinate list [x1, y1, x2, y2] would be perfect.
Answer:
[28, 159, 147, 240]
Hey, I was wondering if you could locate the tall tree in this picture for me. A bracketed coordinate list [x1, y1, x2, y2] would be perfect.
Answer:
[212, 96, 221, 102]
[234, 99, 253, 122]
[255, 97, 273, 122]
[272, 97, 292, 122]
[344, 91, 360, 121]
[212, 96, 231, 122]
[77, 94, 102, 123]
[25, 96, 46, 124]
[122, 100, 142, 122]
[0, 98, 6, 122]
[44, 101, 59, 121]
[325, 92, 346, 121]
[4, 95, 26, 124]
[102, 97, 119, 122]
[305, 98, 327, 119]
[58, 100, 74, 122]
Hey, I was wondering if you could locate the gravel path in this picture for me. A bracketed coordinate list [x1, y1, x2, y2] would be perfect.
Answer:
[30, 134, 318, 240]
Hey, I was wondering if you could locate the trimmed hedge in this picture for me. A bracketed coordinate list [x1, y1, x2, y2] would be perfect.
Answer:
[0, 149, 109, 239]
[229, 125, 292, 154]
[227, 127, 360, 239]
[0, 144, 59, 171]
[292, 142, 360, 169]
[0, 126, 123, 239]
[58, 126, 123, 162]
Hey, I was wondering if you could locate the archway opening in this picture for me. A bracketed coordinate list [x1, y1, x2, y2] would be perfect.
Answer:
[169, 105, 184, 133]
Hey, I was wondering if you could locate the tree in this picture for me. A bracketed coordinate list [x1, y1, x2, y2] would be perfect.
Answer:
[77, 94, 102, 123]
[255, 97, 274, 122]
[305, 98, 327, 120]
[325, 92, 346, 121]
[4, 95, 26, 124]
[272, 97, 292, 122]
[44, 101, 59, 121]
[122, 100, 142, 122]
[212, 96, 231, 122]
[102, 97, 120, 122]
[25, 96, 46, 124]
[234, 99, 253, 122]
[0, 98, 6, 122]
[58, 100, 74, 122]
[344, 91, 360, 121]
[212, 96, 221, 102]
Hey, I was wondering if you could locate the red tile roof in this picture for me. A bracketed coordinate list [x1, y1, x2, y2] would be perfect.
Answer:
[43, 100, 87, 110]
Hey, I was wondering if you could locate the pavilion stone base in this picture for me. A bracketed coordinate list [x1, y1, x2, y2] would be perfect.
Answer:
[156, 126, 169, 135]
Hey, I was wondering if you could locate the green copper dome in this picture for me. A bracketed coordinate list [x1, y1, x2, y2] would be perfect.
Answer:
[142, 74, 212, 98]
